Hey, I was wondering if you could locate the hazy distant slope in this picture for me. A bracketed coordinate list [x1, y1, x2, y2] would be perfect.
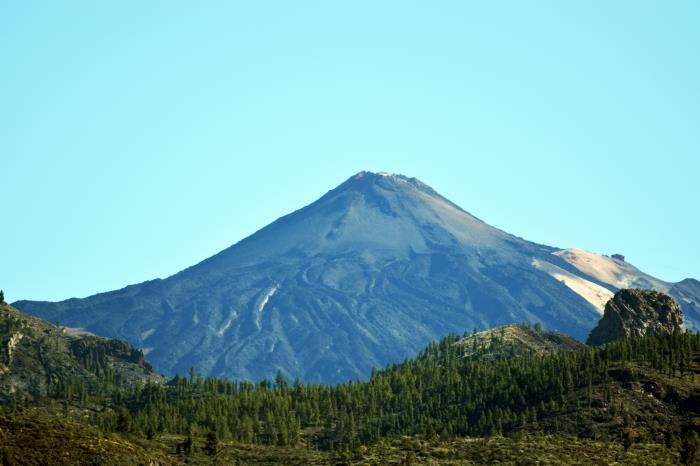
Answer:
[15, 172, 695, 383]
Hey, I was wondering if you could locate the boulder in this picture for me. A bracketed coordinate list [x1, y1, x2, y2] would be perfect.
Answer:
[587, 289, 683, 346]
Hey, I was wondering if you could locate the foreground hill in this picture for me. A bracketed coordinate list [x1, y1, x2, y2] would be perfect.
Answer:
[455, 323, 585, 360]
[0, 408, 173, 466]
[0, 301, 161, 403]
[1, 293, 698, 464]
[1, 326, 698, 465]
[68, 321, 698, 449]
[15, 172, 700, 382]
[0, 409, 682, 465]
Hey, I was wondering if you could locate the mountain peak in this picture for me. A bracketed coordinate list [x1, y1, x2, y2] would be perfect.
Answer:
[337, 171, 456, 209]
[352, 170, 402, 179]
[342, 170, 421, 191]
[17, 172, 633, 383]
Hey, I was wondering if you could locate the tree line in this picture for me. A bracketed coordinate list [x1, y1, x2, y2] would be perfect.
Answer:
[44, 328, 700, 451]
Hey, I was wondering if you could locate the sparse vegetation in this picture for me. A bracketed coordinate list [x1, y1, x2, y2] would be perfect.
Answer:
[0, 410, 685, 465]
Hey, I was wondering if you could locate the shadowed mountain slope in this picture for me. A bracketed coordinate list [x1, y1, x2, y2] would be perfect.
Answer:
[14, 172, 698, 382]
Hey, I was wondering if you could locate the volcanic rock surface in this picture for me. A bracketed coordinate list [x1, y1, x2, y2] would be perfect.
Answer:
[587, 289, 684, 346]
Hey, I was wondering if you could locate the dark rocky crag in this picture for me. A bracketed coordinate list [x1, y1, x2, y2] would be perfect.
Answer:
[586, 289, 684, 346]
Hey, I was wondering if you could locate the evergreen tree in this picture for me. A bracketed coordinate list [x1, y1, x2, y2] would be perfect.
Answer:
[28, 326, 700, 453]
[204, 430, 218, 460]
[681, 431, 700, 465]
[116, 408, 131, 433]
[622, 430, 634, 452]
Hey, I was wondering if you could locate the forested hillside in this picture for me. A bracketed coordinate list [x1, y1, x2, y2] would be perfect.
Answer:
[0, 302, 160, 404]
[6, 330, 699, 463]
[108, 329, 699, 450]
[2, 301, 700, 464]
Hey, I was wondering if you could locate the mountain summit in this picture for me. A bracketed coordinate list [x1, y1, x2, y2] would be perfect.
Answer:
[198, 171, 519, 268]
[15, 172, 700, 382]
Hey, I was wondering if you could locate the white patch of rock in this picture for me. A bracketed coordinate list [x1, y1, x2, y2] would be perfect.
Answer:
[553, 248, 670, 292]
[6, 332, 23, 363]
[140, 328, 156, 340]
[216, 319, 233, 337]
[258, 287, 277, 313]
[532, 258, 613, 314]
[255, 286, 278, 330]
[64, 327, 95, 337]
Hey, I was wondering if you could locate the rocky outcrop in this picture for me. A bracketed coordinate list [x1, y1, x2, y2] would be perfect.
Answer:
[70, 337, 153, 373]
[456, 324, 585, 360]
[0, 302, 161, 403]
[586, 289, 683, 345]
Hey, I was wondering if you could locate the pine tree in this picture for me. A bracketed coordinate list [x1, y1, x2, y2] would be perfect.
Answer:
[62, 326, 699, 453]
[664, 428, 679, 450]
[204, 430, 218, 459]
[622, 430, 634, 452]
[184, 423, 197, 455]
[681, 431, 700, 465]
[116, 408, 131, 433]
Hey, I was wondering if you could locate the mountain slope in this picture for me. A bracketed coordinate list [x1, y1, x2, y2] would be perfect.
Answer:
[0, 301, 160, 403]
[2, 330, 695, 466]
[13, 172, 697, 383]
[553, 248, 669, 291]
[0, 408, 174, 466]
[553, 248, 700, 329]
[455, 324, 585, 360]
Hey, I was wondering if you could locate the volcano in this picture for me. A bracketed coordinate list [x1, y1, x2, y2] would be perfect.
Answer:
[15, 172, 700, 382]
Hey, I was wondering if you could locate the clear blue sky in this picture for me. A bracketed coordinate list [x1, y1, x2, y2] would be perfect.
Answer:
[2, 1, 698, 302]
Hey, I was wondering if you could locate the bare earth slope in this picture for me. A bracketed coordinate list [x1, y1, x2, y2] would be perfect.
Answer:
[552, 248, 700, 330]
